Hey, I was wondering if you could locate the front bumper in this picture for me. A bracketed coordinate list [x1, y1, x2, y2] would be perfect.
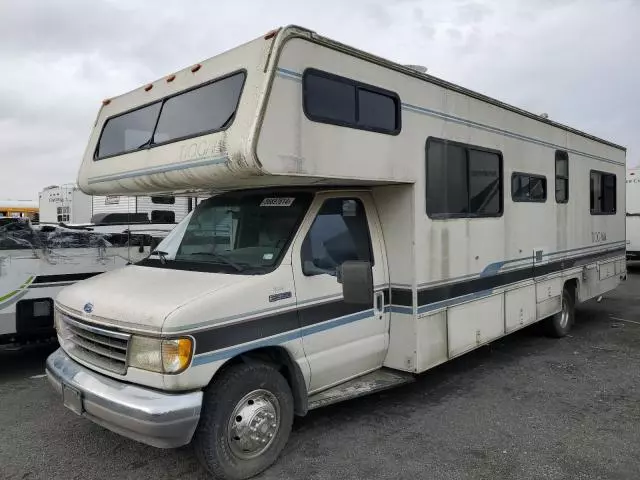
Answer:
[46, 348, 203, 448]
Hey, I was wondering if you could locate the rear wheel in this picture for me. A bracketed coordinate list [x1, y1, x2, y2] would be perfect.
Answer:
[543, 286, 575, 338]
[194, 362, 294, 480]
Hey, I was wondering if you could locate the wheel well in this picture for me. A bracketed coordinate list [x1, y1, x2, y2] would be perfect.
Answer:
[564, 278, 578, 302]
[211, 347, 308, 416]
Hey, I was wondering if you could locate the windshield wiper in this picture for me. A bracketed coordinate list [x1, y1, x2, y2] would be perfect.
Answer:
[150, 250, 169, 264]
[188, 252, 245, 272]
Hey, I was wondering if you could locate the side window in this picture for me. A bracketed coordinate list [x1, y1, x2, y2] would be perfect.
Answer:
[303, 73, 356, 125]
[555, 150, 569, 203]
[590, 171, 616, 214]
[301, 198, 373, 276]
[151, 210, 176, 223]
[426, 138, 502, 218]
[511, 173, 547, 202]
[151, 196, 176, 205]
[303, 69, 400, 135]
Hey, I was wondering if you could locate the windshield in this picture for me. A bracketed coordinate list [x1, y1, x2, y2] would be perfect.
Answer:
[141, 192, 313, 274]
[96, 71, 246, 159]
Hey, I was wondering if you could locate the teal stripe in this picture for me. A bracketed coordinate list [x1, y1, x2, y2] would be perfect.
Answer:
[87, 155, 228, 185]
[401, 103, 622, 166]
[275, 68, 623, 167]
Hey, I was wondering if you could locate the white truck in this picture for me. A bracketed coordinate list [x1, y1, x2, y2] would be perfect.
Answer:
[46, 26, 626, 479]
[626, 168, 640, 260]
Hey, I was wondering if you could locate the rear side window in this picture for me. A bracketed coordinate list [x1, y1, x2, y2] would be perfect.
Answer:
[96, 71, 246, 160]
[303, 69, 400, 135]
[511, 173, 547, 202]
[555, 150, 569, 203]
[590, 171, 616, 214]
[426, 138, 502, 218]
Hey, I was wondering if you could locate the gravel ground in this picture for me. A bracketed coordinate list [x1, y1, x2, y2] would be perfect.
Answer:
[2, 267, 639, 480]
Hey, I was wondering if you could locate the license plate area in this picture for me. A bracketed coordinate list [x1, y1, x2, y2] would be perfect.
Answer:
[62, 383, 84, 415]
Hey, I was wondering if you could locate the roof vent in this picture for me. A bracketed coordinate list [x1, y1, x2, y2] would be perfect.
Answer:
[405, 64, 428, 74]
[540, 113, 549, 119]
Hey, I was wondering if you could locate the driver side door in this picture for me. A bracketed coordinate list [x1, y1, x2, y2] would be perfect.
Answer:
[291, 192, 389, 393]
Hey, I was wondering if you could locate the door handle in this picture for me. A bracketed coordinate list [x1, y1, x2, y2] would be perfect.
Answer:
[374, 291, 384, 315]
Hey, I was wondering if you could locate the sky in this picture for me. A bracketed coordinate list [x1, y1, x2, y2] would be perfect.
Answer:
[0, 0, 638, 201]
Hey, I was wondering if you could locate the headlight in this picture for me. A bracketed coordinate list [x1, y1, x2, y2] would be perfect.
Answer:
[128, 336, 193, 374]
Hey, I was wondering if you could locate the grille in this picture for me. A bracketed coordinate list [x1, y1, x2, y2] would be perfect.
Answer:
[58, 311, 130, 374]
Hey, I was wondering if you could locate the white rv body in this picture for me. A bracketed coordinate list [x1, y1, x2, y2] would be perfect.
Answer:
[38, 184, 93, 224]
[626, 168, 640, 260]
[91, 194, 192, 223]
[46, 26, 626, 478]
[0, 218, 177, 342]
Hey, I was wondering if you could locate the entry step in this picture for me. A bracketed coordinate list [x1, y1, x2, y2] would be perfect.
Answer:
[308, 368, 414, 410]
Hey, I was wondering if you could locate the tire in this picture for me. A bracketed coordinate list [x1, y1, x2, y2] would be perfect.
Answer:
[193, 362, 294, 480]
[543, 286, 575, 338]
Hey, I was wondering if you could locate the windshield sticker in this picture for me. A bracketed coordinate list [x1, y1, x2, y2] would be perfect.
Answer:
[263, 253, 274, 260]
[260, 197, 295, 207]
[342, 200, 357, 217]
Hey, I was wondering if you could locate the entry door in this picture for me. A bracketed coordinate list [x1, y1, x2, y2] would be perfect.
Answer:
[291, 192, 389, 393]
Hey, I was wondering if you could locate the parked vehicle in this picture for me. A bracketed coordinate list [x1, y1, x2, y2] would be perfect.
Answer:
[46, 26, 626, 479]
[0, 200, 38, 219]
[626, 168, 640, 260]
[39, 183, 196, 225]
[0, 216, 175, 344]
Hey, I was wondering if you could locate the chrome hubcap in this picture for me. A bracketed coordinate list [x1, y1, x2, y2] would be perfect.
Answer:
[227, 389, 280, 459]
[559, 297, 569, 328]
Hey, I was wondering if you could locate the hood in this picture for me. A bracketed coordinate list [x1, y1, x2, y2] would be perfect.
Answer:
[56, 265, 252, 332]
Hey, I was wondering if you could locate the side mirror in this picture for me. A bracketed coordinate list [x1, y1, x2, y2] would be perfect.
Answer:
[338, 260, 373, 305]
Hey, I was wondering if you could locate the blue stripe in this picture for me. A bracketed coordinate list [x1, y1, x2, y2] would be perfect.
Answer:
[192, 307, 376, 366]
[276, 67, 302, 79]
[275, 67, 622, 166]
[401, 104, 621, 166]
[390, 305, 413, 314]
[87, 155, 229, 184]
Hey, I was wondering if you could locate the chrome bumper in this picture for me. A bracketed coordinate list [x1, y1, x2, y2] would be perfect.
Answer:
[46, 348, 203, 448]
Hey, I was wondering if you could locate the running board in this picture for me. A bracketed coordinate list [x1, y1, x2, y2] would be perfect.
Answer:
[308, 368, 415, 410]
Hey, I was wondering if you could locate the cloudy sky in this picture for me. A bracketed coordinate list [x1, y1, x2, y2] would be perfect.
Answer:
[0, 0, 638, 200]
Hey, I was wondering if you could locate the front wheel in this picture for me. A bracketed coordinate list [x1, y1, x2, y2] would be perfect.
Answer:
[543, 286, 575, 338]
[193, 362, 294, 480]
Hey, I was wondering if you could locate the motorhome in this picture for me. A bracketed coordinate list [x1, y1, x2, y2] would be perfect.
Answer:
[39, 184, 92, 224]
[2, 185, 191, 344]
[46, 26, 626, 480]
[626, 168, 640, 260]
[39, 184, 194, 225]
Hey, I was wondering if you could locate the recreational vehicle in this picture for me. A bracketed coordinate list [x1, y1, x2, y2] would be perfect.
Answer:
[2, 185, 192, 344]
[46, 26, 626, 479]
[626, 168, 640, 260]
[39, 184, 195, 225]
[0, 217, 173, 344]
